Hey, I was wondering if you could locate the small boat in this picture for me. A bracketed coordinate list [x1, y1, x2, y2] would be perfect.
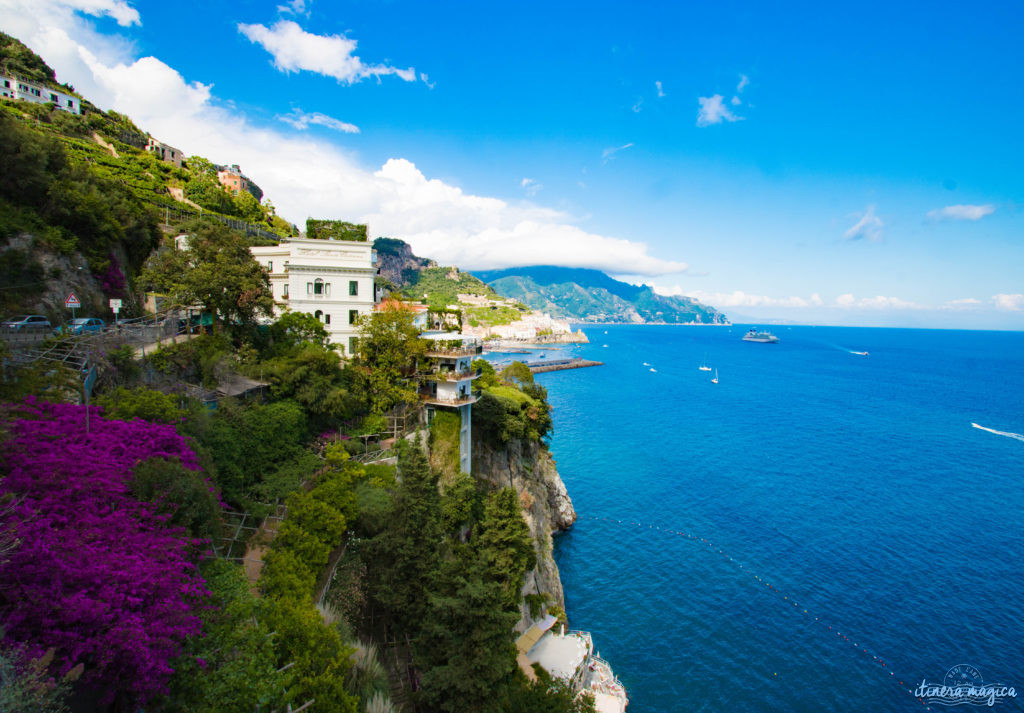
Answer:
[650, 368, 657, 373]
[699, 353, 712, 371]
[711, 368, 719, 384]
[743, 329, 779, 343]
[850, 350, 869, 356]
[643, 362, 650, 366]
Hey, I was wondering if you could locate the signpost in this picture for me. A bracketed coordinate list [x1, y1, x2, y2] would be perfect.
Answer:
[65, 292, 81, 321]
[109, 298, 122, 325]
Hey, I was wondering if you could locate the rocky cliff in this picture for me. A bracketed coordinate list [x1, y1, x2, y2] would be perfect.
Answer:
[472, 436, 576, 633]
[372, 237, 435, 288]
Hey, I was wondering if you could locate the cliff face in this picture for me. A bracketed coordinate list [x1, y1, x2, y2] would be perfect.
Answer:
[472, 436, 576, 632]
[372, 237, 435, 288]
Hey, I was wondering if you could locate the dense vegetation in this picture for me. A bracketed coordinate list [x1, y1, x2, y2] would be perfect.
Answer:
[307, 219, 369, 242]
[0, 32, 297, 319]
[402, 266, 498, 309]
[0, 32, 591, 713]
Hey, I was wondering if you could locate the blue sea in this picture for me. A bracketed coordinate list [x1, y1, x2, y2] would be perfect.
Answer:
[507, 325, 1024, 712]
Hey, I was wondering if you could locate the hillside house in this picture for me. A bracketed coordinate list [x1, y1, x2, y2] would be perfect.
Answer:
[1, 75, 80, 114]
[250, 236, 378, 356]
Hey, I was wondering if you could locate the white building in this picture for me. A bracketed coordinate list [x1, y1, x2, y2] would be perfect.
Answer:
[250, 237, 378, 356]
[420, 332, 482, 474]
[1, 76, 80, 114]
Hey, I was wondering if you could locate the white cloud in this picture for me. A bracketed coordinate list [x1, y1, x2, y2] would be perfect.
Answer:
[632, 98, 643, 113]
[237, 20, 417, 84]
[945, 297, 982, 309]
[276, 0, 309, 16]
[696, 94, 741, 126]
[520, 177, 541, 197]
[992, 293, 1024, 311]
[279, 108, 359, 134]
[836, 294, 922, 310]
[18, 15, 685, 277]
[655, 80, 665, 97]
[652, 285, 817, 308]
[926, 204, 996, 221]
[601, 142, 634, 162]
[736, 74, 749, 92]
[843, 204, 884, 241]
[730, 95, 741, 106]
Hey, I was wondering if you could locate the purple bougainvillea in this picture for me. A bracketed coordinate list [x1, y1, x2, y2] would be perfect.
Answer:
[97, 253, 126, 297]
[0, 399, 210, 703]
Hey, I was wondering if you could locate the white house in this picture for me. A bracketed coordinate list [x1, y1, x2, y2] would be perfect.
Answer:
[420, 332, 483, 474]
[250, 236, 378, 356]
[1, 76, 80, 114]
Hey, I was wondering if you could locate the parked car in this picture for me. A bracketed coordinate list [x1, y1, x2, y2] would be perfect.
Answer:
[2, 314, 52, 331]
[54, 317, 106, 335]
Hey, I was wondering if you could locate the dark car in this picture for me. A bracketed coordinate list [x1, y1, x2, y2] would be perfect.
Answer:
[2, 314, 52, 331]
[54, 317, 106, 335]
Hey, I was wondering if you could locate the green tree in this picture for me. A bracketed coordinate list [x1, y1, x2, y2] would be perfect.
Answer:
[267, 311, 331, 354]
[352, 307, 426, 415]
[142, 219, 273, 333]
[97, 385, 184, 423]
[477, 488, 536, 609]
[130, 457, 222, 540]
[500, 360, 534, 388]
[166, 560, 289, 713]
[366, 442, 441, 637]
[418, 551, 520, 713]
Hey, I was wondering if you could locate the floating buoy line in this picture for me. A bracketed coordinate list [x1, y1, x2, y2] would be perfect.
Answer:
[580, 514, 933, 710]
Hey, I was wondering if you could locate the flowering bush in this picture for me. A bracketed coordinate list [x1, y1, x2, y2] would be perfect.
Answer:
[0, 399, 210, 703]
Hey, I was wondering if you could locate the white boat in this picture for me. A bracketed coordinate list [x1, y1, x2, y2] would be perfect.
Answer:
[850, 350, 869, 356]
[649, 368, 657, 373]
[742, 329, 779, 343]
[711, 368, 719, 384]
[699, 353, 712, 371]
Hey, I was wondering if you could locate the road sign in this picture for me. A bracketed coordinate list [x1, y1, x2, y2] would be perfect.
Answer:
[65, 292, 81, 309]
[109, 298, 122, 314]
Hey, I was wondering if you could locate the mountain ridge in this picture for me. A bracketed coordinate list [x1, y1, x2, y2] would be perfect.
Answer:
[471, 265, 728, 324]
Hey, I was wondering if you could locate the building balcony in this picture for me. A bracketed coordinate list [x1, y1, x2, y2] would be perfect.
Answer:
[424, 343, 483, 358]
[421, 393, 479, 407]
[426, 367, 482, 382]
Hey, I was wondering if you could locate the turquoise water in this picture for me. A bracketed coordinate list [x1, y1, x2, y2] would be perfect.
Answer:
[531, 325, 1024, 712]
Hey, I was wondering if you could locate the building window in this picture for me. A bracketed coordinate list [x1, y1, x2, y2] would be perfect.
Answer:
[314, 279, 324, 295]
[314, 310, 324, 322]
[50, 93, 58, 102]
[349, 337, 358, 355]
[267, 261, 273, 272]
[349, 310, 359, 325]
[324, 313, 331, 325]
[349, 280, 358, 296]
[67, 99, 73, 108]
[282, 284, 289, 297]
[307, 282, 313, 295]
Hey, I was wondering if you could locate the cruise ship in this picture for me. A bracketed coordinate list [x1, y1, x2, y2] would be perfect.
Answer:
[742, 329, 779, 343]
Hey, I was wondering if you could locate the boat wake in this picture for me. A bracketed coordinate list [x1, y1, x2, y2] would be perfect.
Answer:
[971, 423, 1024, 442]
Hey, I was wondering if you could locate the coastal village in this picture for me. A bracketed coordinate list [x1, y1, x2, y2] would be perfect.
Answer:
[0, 32, 624, 713]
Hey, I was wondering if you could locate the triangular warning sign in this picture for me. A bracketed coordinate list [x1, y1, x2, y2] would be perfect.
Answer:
[65, 292, 81, 308]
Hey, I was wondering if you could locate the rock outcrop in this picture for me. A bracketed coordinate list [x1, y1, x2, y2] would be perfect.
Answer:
[472, 436, 576, 632]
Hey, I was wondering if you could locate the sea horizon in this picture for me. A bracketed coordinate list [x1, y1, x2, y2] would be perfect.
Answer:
[535, 324, 1023, 712]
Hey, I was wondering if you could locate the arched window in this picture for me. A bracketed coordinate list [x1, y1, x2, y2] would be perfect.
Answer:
[314, 310, 324, 322]
[314, 278, 325, 295]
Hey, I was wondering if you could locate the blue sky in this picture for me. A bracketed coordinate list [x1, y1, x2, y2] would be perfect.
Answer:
[3, 0, 1022, 328]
